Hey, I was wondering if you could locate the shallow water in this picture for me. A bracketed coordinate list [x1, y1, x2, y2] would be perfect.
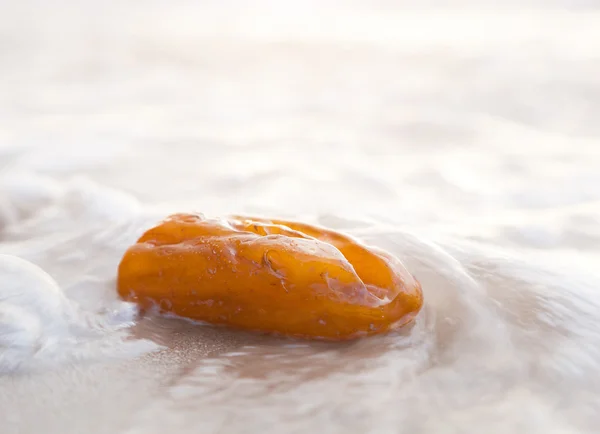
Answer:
[1, 1, 600, 433]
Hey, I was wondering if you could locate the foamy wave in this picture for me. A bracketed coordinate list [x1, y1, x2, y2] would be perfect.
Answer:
[0, 172, 142, 237]
[0, 254, 157, 374]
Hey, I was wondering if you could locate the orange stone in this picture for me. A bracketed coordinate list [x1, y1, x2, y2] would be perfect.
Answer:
[117, 213, 423, 340]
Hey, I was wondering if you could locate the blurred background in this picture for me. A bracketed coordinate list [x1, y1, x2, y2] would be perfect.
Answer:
[2, 1, 599, 237]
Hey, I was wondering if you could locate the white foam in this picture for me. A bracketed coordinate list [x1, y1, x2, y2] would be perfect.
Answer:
[0, 254, 72, 371]
[0, 174, 142, 239]
[0, 254, 156, 374]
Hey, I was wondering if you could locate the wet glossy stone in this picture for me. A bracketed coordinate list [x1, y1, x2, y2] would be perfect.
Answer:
[117, 214, 423, 340]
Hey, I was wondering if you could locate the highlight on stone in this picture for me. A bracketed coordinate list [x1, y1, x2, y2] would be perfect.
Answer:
[117, 213, 423, 340]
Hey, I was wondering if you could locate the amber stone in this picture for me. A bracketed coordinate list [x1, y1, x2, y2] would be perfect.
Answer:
[117, 214, 423, 340]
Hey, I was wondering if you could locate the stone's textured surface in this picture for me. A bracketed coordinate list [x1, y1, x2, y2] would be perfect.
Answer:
[117, 214, 423, 340]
